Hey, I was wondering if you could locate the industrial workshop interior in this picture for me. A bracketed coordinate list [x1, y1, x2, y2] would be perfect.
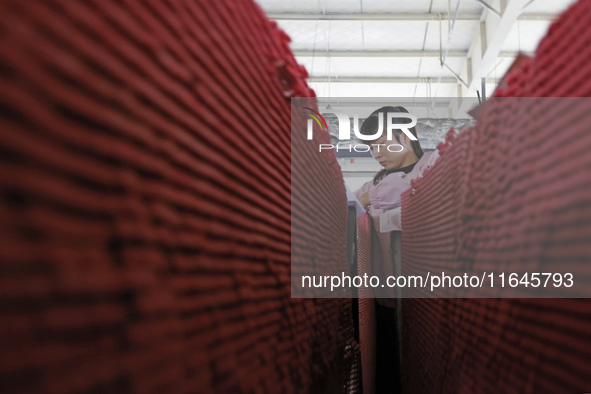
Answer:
[1, 0, 591, 393]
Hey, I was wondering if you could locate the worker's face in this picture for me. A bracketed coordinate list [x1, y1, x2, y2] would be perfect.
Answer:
[369, 133, 412, 170]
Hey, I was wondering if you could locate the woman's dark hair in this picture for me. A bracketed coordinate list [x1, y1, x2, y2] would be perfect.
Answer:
[360, 106, 424, 184]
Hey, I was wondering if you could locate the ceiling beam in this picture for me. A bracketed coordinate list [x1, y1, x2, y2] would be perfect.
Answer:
[308, 76, 461, 83]
[268, 12, 480, 21]
[473, 0, 502, 16]
[453, 0, 531, 116]
[316, 101, 452, 107]
[295, 50, 466, 58]
[293, 50, 520, 58]
[267, 12, 556, 21]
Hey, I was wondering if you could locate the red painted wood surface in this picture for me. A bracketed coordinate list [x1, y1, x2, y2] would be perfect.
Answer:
[0, 1, 353, 392]
[401, 1, 591, 392]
